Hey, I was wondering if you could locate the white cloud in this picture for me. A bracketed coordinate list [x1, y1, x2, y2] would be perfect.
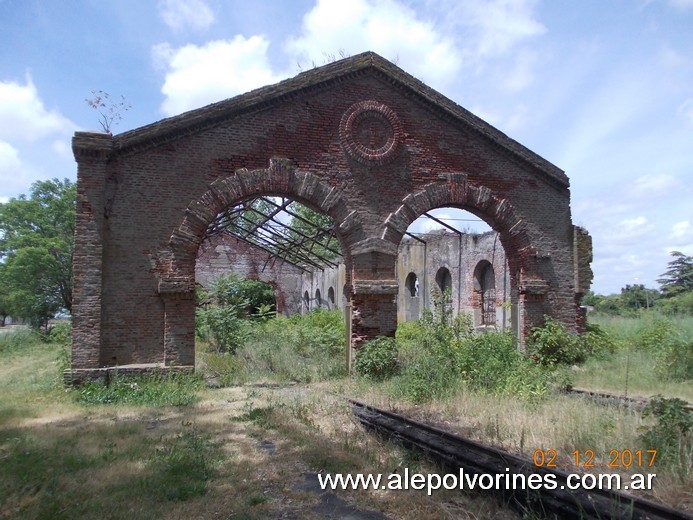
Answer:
[669, 0, 693, 9]
[670, 220, 691, 239]
[155, 36, 285, 116]
[0, 140, 36, 198]
[449, 0, 546, 57]
[51, 139, 72, 161]
[629, 173, 679, 197]
[0, 140, 21, 174]
[604, 216, 655, 242]
[285, 0, 462, 91]
[158, 0, 214, 31]
[0, 74, 75, 142]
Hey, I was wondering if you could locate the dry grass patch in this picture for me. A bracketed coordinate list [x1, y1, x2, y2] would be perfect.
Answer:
[342, 378, 692, 513]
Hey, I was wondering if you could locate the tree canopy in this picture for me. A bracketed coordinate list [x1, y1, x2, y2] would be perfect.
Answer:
[0, 178, 75, 329]
[657, 251, 693, 298]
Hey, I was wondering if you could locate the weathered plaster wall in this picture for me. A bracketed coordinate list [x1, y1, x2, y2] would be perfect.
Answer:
[195, 233, 305, 315]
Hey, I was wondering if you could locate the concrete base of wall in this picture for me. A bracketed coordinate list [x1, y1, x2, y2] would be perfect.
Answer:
[63, 364, 195, 386]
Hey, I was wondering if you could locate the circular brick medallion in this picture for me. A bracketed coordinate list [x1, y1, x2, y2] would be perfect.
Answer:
[340, 101, 402, 165]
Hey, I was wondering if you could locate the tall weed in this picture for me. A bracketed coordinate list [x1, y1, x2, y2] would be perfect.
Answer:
[202, 309, 347, 384]
[75, 371, 202, 406]
[637, 317, 692, 381]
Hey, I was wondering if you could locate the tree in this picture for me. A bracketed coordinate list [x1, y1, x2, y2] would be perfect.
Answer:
[283, 202, 341, 263]
[0, 266, 10, 326]
[620, 284, 659, 311]
[0, 178, 75, 329]
[657, 251, 693, 298]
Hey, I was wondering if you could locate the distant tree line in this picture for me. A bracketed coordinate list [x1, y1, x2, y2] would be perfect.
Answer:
[583, 251, 693, 316]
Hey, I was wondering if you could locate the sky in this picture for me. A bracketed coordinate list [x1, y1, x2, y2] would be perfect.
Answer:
[0, 0, 691, 295]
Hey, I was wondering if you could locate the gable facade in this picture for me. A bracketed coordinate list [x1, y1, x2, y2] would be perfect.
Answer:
[69, 52, 591, 380]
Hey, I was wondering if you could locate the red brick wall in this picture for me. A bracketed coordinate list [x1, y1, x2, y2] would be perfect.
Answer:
[71, 55, 583, 371]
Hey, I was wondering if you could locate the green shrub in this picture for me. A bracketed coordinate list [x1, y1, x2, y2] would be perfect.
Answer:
[639, 396, 692, 469]
[580, 323, 617, 359]
[655, 291, 693, 316]
[461, 332, 549, 399]
[46, 320, 71, 344]
[392, 311, 549, 403]
[527, 316, 585, 367]
[196, 304, 250, 354]
[214, 309, 347, 384]
[75, 371, 202, 406]
[638, 317, 692, 381]
[399, 348, 461, 403]
[195, 274, 277, 353]
[354, 336, 399, 380]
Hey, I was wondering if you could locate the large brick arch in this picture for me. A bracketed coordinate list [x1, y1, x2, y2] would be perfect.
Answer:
[162, 158, 364, 285]
[380, 174, 551, 340]
[155, 159, 366, 366]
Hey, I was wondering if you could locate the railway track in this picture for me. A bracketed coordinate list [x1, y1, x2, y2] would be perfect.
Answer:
[350, 399, 692, 520]
[564, 387, 693, 412]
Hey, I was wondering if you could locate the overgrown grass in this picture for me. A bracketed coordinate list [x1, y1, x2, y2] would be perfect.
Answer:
[567, 312, 693, 400]
[0, 326, 42, 354]
[75, 371, 204, 406]
[356, 311, 551, 404]
[565, 350, 693, 401]
[199, 308, 347, 385]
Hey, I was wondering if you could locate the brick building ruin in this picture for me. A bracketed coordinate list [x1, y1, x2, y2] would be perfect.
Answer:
[68, 52, 593, 381]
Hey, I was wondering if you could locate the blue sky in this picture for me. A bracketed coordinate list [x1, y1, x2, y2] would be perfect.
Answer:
[1, 0, 691, 295]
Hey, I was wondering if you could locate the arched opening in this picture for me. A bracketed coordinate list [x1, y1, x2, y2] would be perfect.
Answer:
[405, 272, 419, 297]
[474, 260, 496, 327]
[393, 203, 512, 332]
[435, 267, 452, 294]
[327, 287, 335, 308]
[303, 291, 310, 312]
[315, 288, 322, 308]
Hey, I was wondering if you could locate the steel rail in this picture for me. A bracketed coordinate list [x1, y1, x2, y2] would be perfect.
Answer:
[349, 399, 692, 520]
[563, 387, 693, 413]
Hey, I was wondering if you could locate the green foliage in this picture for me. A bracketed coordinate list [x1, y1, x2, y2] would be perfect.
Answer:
[75, 372, 202, 406]
[580, 323, 617, 359]
[354, 336, 399, 380]
[392, 309, 549, 403]
[46, 320, 72, 344]
[204, 309, 347, 384]
[527, 316, 585, 367]
[195, 274, 275, 353]
[196, 303, 250, 354]
[657, 251, 693, 298]
[655, 291, 693, 315]
[620, 284, 659, 311]
[0, 328, 41, 354]
[0, 179, 75, 329]
[637, 317, 692, 381]
[284, 201, 341, 262]
[212, 274, 275, 315]
[639, 396, 692, 468]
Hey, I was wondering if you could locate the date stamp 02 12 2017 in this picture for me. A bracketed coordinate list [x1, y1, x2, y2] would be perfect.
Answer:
[532, 449, 657, 469]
